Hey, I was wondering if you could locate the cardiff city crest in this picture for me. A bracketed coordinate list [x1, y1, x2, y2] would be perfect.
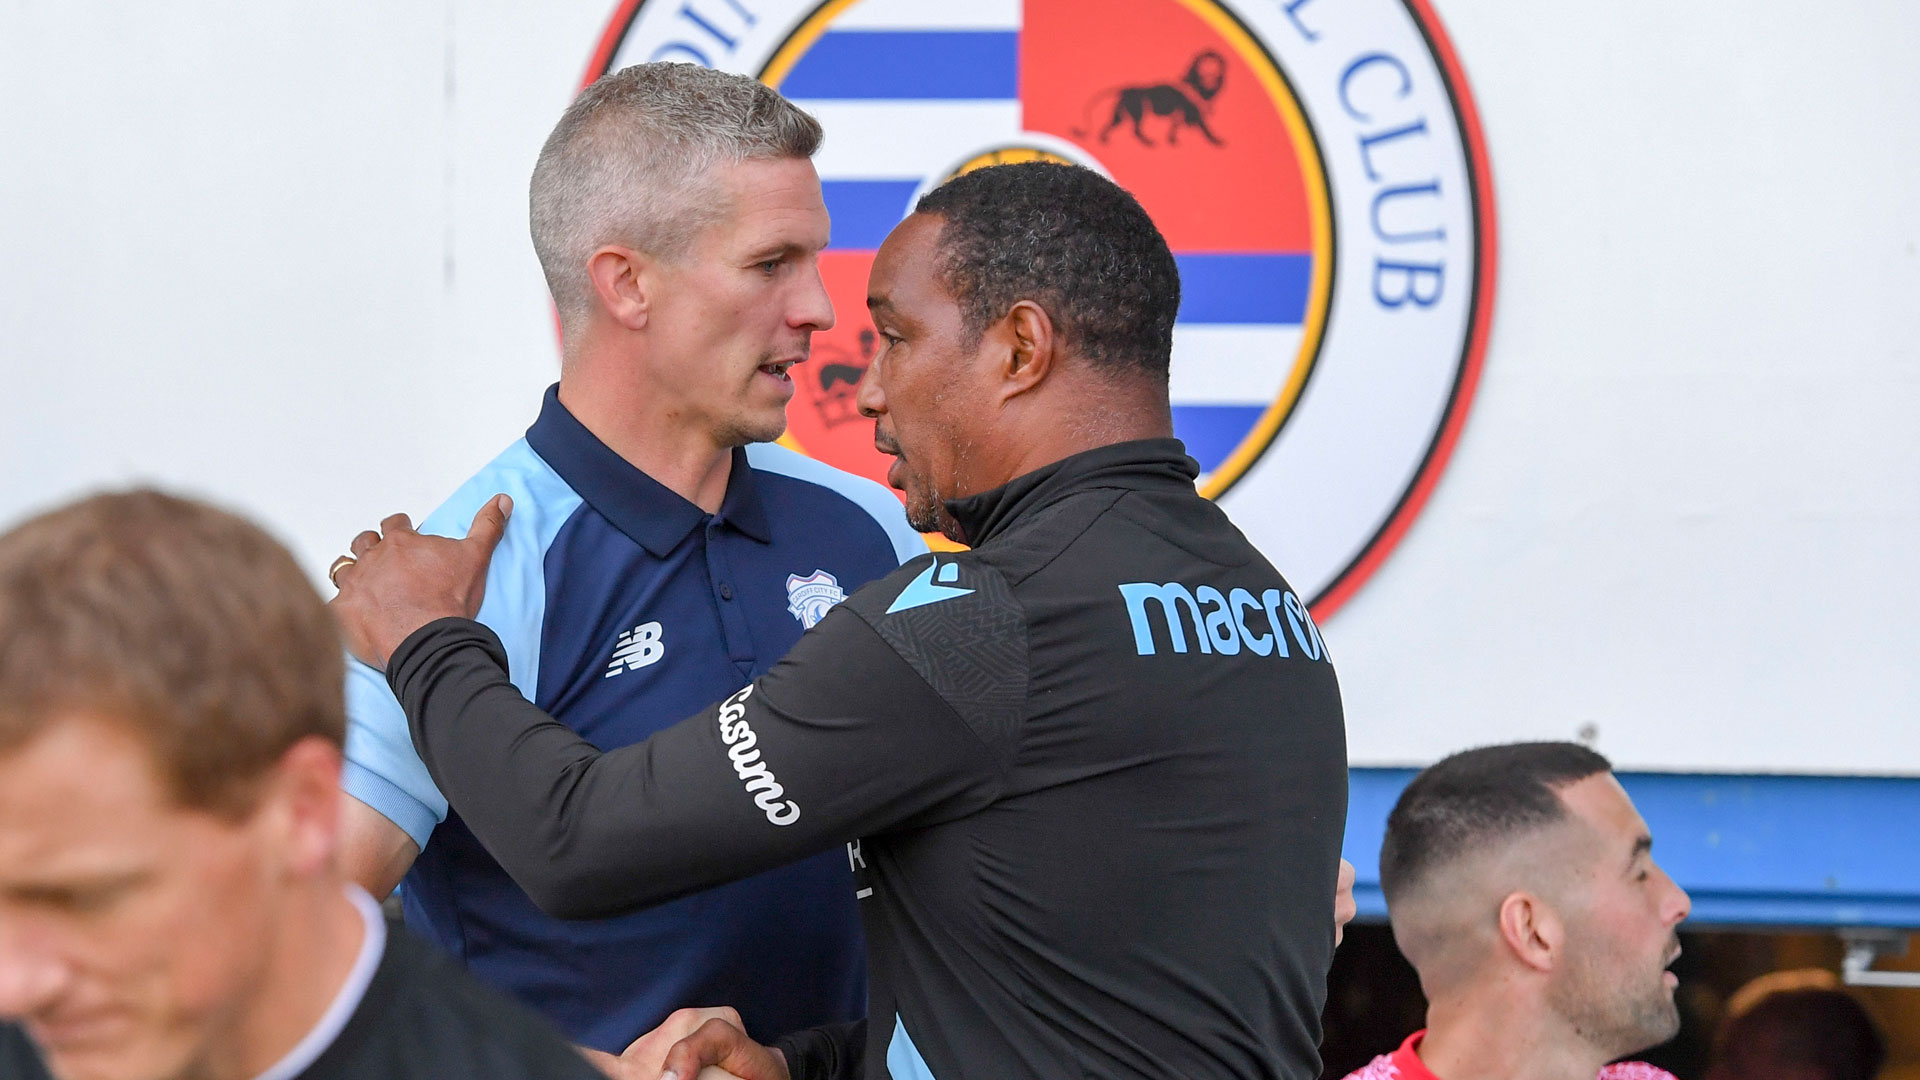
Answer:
[585, 0, 1496, 621]
[785, 569, 849, 628]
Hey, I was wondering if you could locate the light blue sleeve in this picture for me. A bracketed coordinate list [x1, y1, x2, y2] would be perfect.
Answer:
[339, 439, 583, 850]
[745, 442, 930, 565]
[342, 657, 442, 846]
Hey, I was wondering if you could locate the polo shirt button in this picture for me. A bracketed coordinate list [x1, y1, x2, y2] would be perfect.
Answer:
[719, 583, 734, 601]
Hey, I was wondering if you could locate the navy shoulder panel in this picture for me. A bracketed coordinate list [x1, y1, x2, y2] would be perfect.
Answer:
[745, 443, 926, 567]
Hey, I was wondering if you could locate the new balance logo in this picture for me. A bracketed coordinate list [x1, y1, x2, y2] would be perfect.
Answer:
[604, 621, 665, 677]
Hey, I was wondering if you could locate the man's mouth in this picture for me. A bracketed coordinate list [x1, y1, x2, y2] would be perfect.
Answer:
[1662, 942, 1682, 987]
[28, 1010, 132, 1053]
[757, 359, 801, 382]
[873, 431, 906, 491]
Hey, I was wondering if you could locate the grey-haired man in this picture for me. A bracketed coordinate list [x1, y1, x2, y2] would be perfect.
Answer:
[330, 63, 924, 1067]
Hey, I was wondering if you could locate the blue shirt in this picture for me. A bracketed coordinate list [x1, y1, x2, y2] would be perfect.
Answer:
[342, 386, 923, 1050]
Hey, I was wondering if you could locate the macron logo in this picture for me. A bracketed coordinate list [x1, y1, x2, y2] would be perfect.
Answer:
[886, 560, 973, 614]
[1117, 582, 1328, 661]
[604, 621, 665, 678]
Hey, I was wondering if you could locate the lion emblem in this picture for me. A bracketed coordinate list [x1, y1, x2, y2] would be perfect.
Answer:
[1072, 50, 1228, 148]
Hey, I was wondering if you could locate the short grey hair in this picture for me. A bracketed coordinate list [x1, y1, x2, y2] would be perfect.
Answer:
[530, 63, 824, 327]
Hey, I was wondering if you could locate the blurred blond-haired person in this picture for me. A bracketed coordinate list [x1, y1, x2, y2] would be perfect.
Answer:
[0, 491, 610, 1080]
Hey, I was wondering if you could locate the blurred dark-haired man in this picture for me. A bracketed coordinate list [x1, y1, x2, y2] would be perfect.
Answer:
[1341, 742, 1691, 1080]
[1706, 986, 1886, 1080]
[0, 491, 608, 1080]
[332, 161, 1352, 1080]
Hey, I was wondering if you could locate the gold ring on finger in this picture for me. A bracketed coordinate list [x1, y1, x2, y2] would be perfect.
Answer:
[328, 555, 357, 587]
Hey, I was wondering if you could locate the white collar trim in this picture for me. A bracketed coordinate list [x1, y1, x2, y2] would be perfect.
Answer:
[250, 885, 387, 1080]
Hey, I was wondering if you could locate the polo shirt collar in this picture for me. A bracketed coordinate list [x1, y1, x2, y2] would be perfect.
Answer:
[523, 384, 771, 555]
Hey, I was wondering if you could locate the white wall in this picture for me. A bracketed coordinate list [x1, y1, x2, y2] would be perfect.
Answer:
[1330, 2, 1920, 773]
[0, 1, 598, 583]
[2, 2, 1914, 774]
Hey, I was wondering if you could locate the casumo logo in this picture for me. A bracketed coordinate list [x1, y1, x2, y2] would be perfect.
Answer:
[715, 686, 800, 825]
[1119, 581, 1327, 659]
[585, 0, 1495, 620]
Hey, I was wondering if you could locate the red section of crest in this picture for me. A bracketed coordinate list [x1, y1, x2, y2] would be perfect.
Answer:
[784, 250, 900, 496]
[1021, 0, 1313, 253]
[1308, 0, 1498, 621]
[584, 0, 644, 86]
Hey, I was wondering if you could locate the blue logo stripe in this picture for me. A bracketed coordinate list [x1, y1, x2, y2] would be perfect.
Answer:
[1170, 405, 1268, 473]
[886, 561, 974, 614]
[821, 180, 921, 251]
[781, 31, 1020, 100]
[1174, 254, 1312, 324]
[886, 1014, 940, 1080]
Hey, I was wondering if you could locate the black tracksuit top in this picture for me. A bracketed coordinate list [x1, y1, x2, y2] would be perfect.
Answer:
[0, 929, 604, 1080]
[391, 438, 1350, 1080]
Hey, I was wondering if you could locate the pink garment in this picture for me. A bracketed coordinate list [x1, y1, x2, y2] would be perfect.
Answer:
[1342, 1030, 1678, 1080]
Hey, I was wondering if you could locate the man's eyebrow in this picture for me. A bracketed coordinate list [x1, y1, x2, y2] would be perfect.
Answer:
[1628, 834, 1653, 863]
[867, 295, 893, 313]
[746, 241, 809, 262]
[3, 867, 152, 905]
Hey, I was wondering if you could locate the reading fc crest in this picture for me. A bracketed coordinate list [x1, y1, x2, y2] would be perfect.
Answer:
[587, 0, 1495, 618]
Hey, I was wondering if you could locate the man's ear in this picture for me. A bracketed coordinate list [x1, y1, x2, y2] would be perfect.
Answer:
[586, 245, 654, 331]
[1000, 299, 1057, 400]
[255, 736, 344, 880]
[1496, 891, 1562, 974]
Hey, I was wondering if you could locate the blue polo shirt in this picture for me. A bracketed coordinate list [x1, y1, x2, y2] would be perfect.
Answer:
[341, 386, 923, 1050]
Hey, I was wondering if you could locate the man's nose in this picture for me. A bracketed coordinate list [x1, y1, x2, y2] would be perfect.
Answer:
[855, 360, 885, 419]
[0, 927, 70, 1017]
[1659, 865, 1691, 926]
[793, 263, 835, 333]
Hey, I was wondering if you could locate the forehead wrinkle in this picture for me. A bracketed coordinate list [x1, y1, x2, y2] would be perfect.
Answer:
[734, 209, 827, 255]
[0, 710, 178, 791]
[0, 773, 172, 887]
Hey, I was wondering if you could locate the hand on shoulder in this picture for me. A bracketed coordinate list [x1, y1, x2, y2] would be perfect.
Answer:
[328, 497, 512, 670]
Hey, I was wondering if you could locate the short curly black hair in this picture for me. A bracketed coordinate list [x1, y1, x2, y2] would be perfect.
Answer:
[913, 162, 1180, 380]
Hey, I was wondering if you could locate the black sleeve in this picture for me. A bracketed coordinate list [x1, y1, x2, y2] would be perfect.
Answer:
[0, 1024, 53, 1080]
[771, 1019, 866, 1080]
[390, 605, 1011, 920]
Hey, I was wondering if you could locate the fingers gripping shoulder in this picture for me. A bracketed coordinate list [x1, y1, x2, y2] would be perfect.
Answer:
[840, 553, 1029, 761]
[340, 441, 582, 841]
[420, 444, 584, 691]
